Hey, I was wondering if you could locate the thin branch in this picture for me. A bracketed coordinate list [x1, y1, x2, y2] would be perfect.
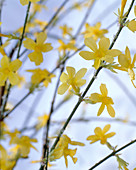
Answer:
[17, 2, 31, 59]
[89, 139, 136, 170]
[42, 0, 69, 31]
[40, 66, 65, 170]
[74, 0, 96, 38]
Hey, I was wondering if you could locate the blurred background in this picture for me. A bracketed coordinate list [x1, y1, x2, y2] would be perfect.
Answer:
[1, 0, 136, 169]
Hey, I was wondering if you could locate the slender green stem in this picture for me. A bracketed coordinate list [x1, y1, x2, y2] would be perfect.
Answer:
[74, 0, 96, 38]
[42, 0, 69, 31]
[89, 139, 136, 170]
[0, 91, 31, 121]
[17, 2, 31, 59]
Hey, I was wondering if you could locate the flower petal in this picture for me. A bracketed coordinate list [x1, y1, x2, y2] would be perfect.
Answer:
[58, 83, 69, 95]
[84, 38, 97, 52]
[107, 49, 122, 57]
[37, 32, 47, 44]
[1, 55, 9, 68]
[105, 132, 116, 138]
[132, 54, 136, 68]
[89, 93, 101, 103]
[97, 103, 105, 116]
[94, 58, 100, 69]
[60, 72, 69, 83]
[28, 52, 43, 66]
[9, 59, 22, 71]
[66, 66, 75, 77]
[42, 43, 53, 52]
[118, 54, 129, 68]
[107, 104, 115, 117]
[100, 84, 108, 96]
[99, 37, 110, 51]
[8, 72, 19, 85]
[23, 38, 35, 50]
[75, 68, 87, 79]
[79, 51, 95, 60]
[102, 124, 111, 134]
[76, 79, 86, 87]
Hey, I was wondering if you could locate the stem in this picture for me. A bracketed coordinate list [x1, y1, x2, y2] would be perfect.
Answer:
[0, 91, 31, 121]
[89, 139, 136, 170]
[40, 66, 65, 170]
[74, 0, 96, 38]
[42, 0, 69, 31]
[17, 2, 31, 59]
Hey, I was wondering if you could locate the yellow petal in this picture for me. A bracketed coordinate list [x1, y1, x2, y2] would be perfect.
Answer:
[100, 84, 108, 96]
[75, 68, 87, 79]
[84, 38, 97, 52]
[125, 46, 131, 61]
[70, 141, 85, 146]
[118, 54, 129, 68]
[28, 52, 43, 65]
[23, 38, 35, 50]
[8, 72, 19, 85]
[76, 79, 86, 87]
[128, 20, 136, 32]
[89, 93, 101, 102]
[79, 51, 95, 60]
[9, 59, 22, 71]
[106, 104, 115, 117]
[37, 32, 47, 44]
[94, 58, 100, 69]
[134, 5, 136, 16]
[94, 127, 102, 135]
[1, 55, 9, 68]
[66, 66, 75, 77]
[102, 124, 111, 134]
[107, 49, 122, 57]
[99, 37, 110, 51]
[42, 43, 53, 52]
[105, 132, 116, 138]
[58, 83, 69, 95]
[132, 54, 136, 68]
[104, 55, 114, 63]
[97, 103, 105, 116]
[20, 0, 29, 6]
[60, 72, 69, 83]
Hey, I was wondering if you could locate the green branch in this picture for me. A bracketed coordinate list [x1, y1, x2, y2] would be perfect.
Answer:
[89, 139, 136, 170]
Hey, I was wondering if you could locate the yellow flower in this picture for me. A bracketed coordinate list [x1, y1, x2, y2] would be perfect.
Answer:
[35, 113, 48, 130]
[0, 55, 22, 86]
[58, 66, 87, 95]
[79, 37, 121, 69]
[0, 41, 9, 55]
[118, 46, 136, 87]
[15, 136, 37, 157]
[82, 22, 108, 41]
[27, 68, 55, 87]
[20, 0, 40, 6]
[58, 39, 77, 56]
[86, 124, 116, 144]
[59, 24, 73, 38]
[89, 84, 115, 117]
[49, 134, 85, 167]
[34, 19, 48, 29]
[0, 145, 16, 170]
[23, 32, 53, 65]
[31, 3, 47, 12]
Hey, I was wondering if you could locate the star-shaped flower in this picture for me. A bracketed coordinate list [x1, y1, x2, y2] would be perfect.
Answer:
[23, 32, 53, 65]
[87, 124, 116, 144]
[89, 84, 115, 117]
